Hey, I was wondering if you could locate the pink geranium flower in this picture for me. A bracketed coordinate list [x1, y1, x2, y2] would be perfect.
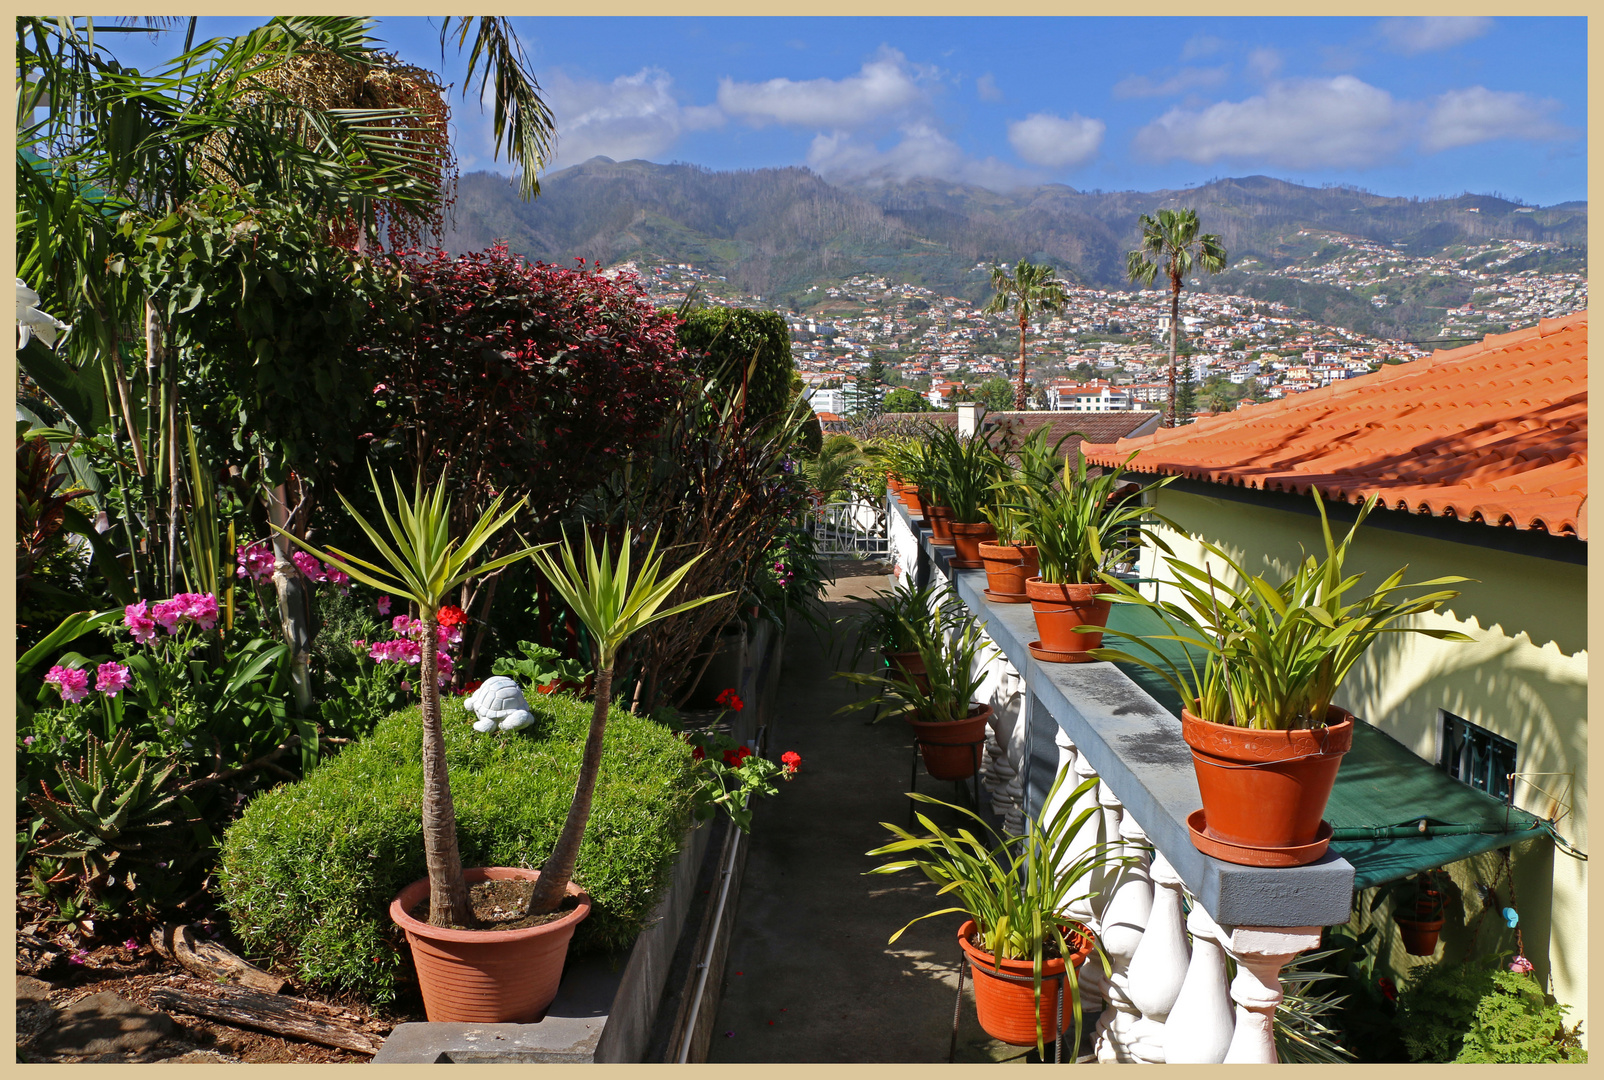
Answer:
[174, 592, 219, 630]
[45, 665, 90, 704]
[95, 661, 132, 697]
[123, 601, 157, 645]
[235, 542, 275, 582]
[376, 596, 391, 616]
[291, 550, 326, 583]
[151, 597, 188, 634]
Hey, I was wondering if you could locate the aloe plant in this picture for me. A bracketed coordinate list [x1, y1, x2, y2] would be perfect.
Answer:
[1090, 491, 1472, 730]
[867, 763, 1133, 1057]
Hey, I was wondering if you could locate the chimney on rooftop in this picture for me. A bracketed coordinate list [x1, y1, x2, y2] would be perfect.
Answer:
[956, 402, 984, 436]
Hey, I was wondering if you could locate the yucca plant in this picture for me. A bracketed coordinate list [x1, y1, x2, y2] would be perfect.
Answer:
[929, 424, 1002, 523]
[1089, 491, 1471, 730]
[520, 526, 728, 917]
[276, 466, 542, 927]
[1029, 449, 1172, 585]
[866, 763, 1133, 1057]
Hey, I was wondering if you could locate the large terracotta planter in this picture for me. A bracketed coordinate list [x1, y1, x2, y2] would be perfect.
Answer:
[882, 648, 931, 694]
[1396, 916, 1444, 956]
[1181, 706, 1355, 866]
[948, 521, 996, 569]
[391, 867, 591, 1023]
[958, 919, 1094, 1047]
[907, 703, 990, 780]
[1024, 578, 1112, 661]
[927, 505, 956, 546]
[978, 542, 1039, 602]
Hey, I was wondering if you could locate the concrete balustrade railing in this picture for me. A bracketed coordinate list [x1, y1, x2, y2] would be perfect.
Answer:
[886, 493, 1347, 1064]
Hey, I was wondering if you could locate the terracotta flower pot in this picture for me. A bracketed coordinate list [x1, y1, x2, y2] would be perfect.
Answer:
[390, 867, 591, 1023]
[978, 542, 1039, 602]
[1181, 707, 1355, 866]
[882, 648, 931, 694]
[958, 919, 1094, 1047]
[1396, 916, 1444, 956]
[1025, 578, 1112, 661]
[948, 521, 996, 568]
[906, 703, 990, 780]
[927, 505, 956, 546]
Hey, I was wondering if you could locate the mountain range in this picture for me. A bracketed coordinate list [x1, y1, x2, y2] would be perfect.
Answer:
[441, 158, 1586, 339]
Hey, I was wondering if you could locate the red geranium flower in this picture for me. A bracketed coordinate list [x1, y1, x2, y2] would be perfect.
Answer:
[781, 751, 802, 776]
[437, 605, 468, 628]
[715, 688, 744, 712]
[691, 745, 705, 761]
[459, 679, 483, 696]
[723, 746, 752, 768]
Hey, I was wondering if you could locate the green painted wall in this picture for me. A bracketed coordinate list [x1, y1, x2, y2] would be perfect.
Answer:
[1143, 487, 1587, 1036]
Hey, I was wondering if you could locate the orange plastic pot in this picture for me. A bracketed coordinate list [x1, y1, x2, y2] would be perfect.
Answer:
[1025, 578, 1112, 658]
[1181, 707, 1355, 860]
[958, 920, 1094, 1047]
[907, 704, 990, 780]
[978, 542, 1039, 600]
[390, 867, 591, 1023]
[882, 648, 931, 694]
[927, 506, 956, 546]
[948, 521, 996, 568]
[1396, 916, 1444, 956]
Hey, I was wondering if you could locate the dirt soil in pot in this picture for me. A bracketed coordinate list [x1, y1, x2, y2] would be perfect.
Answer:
[406, 878, 582, 932]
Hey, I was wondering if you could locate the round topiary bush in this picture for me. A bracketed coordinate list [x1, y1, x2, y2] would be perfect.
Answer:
[217, 693, 695, 1005]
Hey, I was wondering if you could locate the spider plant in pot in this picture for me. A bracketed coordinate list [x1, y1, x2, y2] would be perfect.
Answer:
[915, 434, 957, 546]
[839, 579, 961, 698]
[978, 477, 1037, 603]
[867, 763, 1131, 1054]
[839, 612, 993, 780]
[931, 425, 1003, 568]
[1089, 491, 1471, 867]
[1024, 449, 1171, 663]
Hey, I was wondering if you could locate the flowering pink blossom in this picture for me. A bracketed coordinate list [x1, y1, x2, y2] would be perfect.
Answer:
[123, 601, 157, 645]
[96, 662, 132, 697]
[326, 567, 351, 594]
[377, 596, 391, 616]
[174, 592, 219, 630]
[291, 550, 326, 583]
[45, 665, 90, 704]
[236, 542, 275, 582]
[151, 597, 188, 634]
[393, 614, 415, 635]
[369, 638, 422, 665]
[1510, 955, 1534, 973]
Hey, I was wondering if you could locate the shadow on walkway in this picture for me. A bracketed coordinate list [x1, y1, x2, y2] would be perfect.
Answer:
[705, 566, 1039, 1064]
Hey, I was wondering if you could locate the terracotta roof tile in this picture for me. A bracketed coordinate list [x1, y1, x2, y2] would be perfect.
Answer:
[879, 410, 1162, 450]
[1083, 313, 1587, 540]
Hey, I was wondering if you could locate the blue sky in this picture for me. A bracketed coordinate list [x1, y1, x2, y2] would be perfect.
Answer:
[104, 16, 1585, 205]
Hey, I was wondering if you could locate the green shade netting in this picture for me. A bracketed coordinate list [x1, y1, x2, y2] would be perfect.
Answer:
[1101, 601, 1556, 890]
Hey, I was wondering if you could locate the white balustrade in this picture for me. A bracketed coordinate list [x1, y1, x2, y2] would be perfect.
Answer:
[1221, 925, 1323, 1064]
[1094, 812, 1154, 1064]
[1164, 904, 1236, 1063]
[1123, 853, 1191, 1062]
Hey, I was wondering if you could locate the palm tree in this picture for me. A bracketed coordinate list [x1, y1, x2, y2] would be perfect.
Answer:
[983, 261, 1068, 410]
[1126, 209, 1227, 427]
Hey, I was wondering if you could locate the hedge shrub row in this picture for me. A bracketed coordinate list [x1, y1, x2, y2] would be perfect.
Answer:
[218, 694, 696, 1004]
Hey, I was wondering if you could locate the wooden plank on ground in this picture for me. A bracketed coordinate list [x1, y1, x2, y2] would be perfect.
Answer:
[147, 986, 380, 1055]
[150, 925, 287, 994]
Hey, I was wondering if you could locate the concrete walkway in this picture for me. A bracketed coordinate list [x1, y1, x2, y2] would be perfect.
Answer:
[705, 565, 1037, 1064]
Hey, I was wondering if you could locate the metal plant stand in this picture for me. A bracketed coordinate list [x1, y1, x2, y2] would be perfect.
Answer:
[908, 738, 984, 827]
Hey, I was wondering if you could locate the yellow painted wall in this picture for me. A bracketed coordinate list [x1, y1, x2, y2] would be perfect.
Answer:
[1142, 487, 1587, 1033]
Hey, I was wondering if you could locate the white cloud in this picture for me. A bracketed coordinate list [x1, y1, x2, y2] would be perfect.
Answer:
[537, 68, 723, 170]
[1180, 34, 1226, 61]
[717, 47, 928, 129]
[1423, 86, 1568, 152]
[976, 73, 1004, 103]
[1133, 76, 1410, 169]
[808, 124, 1037, 190]
[1006, 112, 1105, 169]
[1112, 66, 1229, 100]
[1378, 17, 1493, 55]
[1245, 47, 1282, 81]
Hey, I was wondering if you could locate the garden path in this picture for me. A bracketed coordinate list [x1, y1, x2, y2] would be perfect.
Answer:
[704, 565, 1048, 1064]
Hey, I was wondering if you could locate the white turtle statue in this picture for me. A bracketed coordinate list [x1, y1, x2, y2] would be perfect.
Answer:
[462, 676, 535, 733]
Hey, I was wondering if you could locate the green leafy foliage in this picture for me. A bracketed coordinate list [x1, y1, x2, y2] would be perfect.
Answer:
[1397, 958, 1587, 1063]
[675, 307, 797, 428]
[491, 641, 589, 693]
[1023, 449, 1167, 585]
[217, 695, 697, 1003]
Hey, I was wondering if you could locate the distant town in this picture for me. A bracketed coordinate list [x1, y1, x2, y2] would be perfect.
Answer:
[615, 250, 1586, 419]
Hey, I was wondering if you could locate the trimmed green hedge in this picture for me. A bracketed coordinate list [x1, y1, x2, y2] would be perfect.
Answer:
[218, 694, 696, 1004]
[676, 307, 796, 426]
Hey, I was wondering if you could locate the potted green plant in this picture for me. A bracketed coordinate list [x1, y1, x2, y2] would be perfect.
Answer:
[877, 436, 922, 511]
[1090, 492, 1470, 866]
[866, 764, 1130, 1055]
[930, 426, 1002, 568]
[840, 611, 993, 780]
[976, 426, 1062, 603]
[1375, 869, 1461, 956]
[915, 436, 956, 547]
[841, 578, 959, 694]
[1024, 449, 1170, 663]
[283, 481, 724, 1022]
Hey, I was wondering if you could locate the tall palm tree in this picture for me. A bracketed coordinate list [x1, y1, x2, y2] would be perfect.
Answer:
[984, 261, 1068, 410]
[1126, 208, 1227, 428]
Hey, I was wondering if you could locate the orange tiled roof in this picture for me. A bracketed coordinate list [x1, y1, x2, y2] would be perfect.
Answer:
[1083, 313, 1587, 540]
